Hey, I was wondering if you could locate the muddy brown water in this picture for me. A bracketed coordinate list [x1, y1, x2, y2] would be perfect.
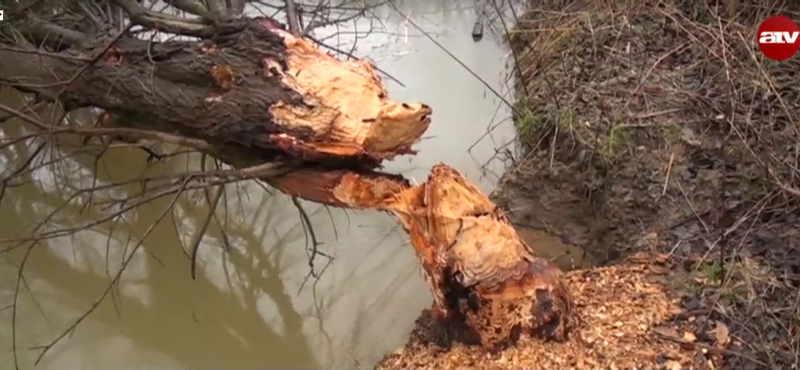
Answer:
[0, 1, 590, 368]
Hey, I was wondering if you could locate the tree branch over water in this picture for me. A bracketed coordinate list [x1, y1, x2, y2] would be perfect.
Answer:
[0, 1, 573, 368]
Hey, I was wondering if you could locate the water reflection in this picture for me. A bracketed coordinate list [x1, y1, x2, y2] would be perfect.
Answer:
[0, 0, 517, 368]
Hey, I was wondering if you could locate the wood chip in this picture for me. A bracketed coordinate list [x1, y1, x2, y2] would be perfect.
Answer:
[713, 322, 729, 346]
[377, 257, 704, 370]
[664, 359, 683, 370]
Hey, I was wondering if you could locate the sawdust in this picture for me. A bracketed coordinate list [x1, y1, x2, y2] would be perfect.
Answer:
[377, 254, 728, 370]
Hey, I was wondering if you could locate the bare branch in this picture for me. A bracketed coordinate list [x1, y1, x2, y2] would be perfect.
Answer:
[0, 102, 216, 152]
[12, 18, 90, 49]
[76, 2, 106, 30]
[49, 23, 134, 92]
[303, 4, 367, 33]
[0, 45, 90, 62]
[112, 0, 212, 36]
[164, 0, 212, 19]
[32, 179, 189, 365]
[189, 184, 223, 279]
[284, 0, 302, 35]
[228, 0, 247, 15]
[205, 0, 230, 22]
[11, 242, 36, 370]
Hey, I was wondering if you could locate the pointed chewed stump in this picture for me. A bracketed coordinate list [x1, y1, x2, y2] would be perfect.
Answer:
[270, 164, 574, 352]
[386, 165, 574, 351]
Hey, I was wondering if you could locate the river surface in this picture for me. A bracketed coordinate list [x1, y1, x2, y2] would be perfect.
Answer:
[0, 1, 549, 368]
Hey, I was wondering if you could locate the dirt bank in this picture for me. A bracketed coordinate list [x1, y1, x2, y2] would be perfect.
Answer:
[377, 0, 800, 369]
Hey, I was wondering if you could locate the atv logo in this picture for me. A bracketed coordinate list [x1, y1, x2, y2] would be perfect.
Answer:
[757, 15, 800, 61]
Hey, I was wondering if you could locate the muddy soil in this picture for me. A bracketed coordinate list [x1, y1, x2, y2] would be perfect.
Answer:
[377, 1, 800, 369]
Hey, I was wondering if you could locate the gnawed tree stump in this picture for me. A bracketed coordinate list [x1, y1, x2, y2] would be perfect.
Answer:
[0, 14, 572, 351]
[270, 165, 574, 351]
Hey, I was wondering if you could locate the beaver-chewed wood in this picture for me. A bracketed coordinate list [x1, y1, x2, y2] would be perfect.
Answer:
[1, 14, 572, 352]
[0, 17, 431, 168]
[270, 164, 575, 351]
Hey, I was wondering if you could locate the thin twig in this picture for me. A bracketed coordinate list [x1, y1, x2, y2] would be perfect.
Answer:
[33, 178, 190, 365]
[190, 185, 224, 280]
[387, 0, 515, 112]
[11, 242, 37, 370]
[662, 151, 674, 196]
[284, 0, 302, 35]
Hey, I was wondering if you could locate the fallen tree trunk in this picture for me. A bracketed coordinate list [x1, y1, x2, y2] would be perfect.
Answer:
[0, 15, 572, 351]
[0, 17, 431, 168]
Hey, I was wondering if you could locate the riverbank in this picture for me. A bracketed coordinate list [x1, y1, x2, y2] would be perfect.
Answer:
[376, 1, 800, 369]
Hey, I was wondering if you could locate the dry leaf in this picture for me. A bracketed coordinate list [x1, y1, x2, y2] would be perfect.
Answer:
[714, 322, 730, 346]
[683, 331, 697, 342]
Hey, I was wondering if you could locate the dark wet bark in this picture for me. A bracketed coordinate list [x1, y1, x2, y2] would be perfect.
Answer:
[3, 19, 306, 161]
[0, 16, 431, 169]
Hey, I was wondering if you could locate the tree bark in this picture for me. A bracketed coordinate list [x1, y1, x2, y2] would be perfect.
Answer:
[0, 17, 431, 168]
[0, 15, 572, 350]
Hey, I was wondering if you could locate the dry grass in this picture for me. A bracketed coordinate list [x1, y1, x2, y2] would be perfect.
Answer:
[493, 0, 800, 368]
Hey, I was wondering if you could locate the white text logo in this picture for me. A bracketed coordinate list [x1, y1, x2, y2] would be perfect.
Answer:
[759, 31, 800, 44]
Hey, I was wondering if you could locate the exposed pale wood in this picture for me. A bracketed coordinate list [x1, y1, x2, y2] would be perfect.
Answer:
[270, 164, 573, 350]
[0, 17, 431, 167]
[0, 15, 572, 351]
